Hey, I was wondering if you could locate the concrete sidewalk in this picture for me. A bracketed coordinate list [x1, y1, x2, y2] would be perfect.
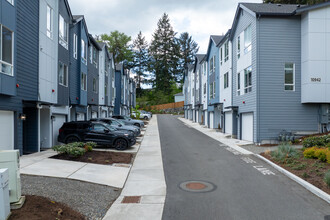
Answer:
[20, 138, 141, 189]
[103, 115, 166, 220]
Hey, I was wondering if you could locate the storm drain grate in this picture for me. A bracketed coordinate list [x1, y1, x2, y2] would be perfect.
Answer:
[121, 196, 141, 204]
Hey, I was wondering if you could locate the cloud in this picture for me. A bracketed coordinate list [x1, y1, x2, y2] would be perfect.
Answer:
[68, 0, 261, 53]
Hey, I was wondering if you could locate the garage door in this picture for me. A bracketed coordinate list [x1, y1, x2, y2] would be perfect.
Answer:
[52, 114, 66, 146]
[0, 110, 14, 150]
[77, 113, 85, 121]
[204, 111, 208, 126]
[209, 112, 214, 128]
[225, 112, 232, 134]
[101, 111, 107, 118]
[242, 113, 253, 142]
[92, 112, 98, 119]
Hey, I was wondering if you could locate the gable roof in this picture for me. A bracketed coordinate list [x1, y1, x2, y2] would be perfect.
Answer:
[296, 1, 330, 14]
[241, 3, 301, 16]
[63, 0, 73, 21]
[88, 34, 101, 50]
[205, 35, 224, 60]
[195, 54, 206, 63]
[73, 15, 89, 37]
[217, 29, 231, 47]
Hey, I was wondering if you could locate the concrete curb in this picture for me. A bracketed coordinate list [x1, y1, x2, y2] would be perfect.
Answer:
[255, 154, 330, 204]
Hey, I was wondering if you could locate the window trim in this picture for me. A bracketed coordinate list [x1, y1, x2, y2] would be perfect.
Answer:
[220, 48, 223, 65]
[58, 62, 68, 87]
[6, 0, 14, 5]
[0, 25, 14, 76]
[81, 72, 87, 91]
[59, 15, 69, 49]
[284, 63, 295, 91]
[93, 78, 97, 93]
[73, 34, 78, 59]
[224, 41, 229, 62]
[237, 36, 241, 59]
[237, 72, 241, 96]
[46, 5, 53, 39]
[244, 25, 252, 54]
[224, 72, 229, 89]
[81, 40, 87, 64]
[244, 66, 252, 94]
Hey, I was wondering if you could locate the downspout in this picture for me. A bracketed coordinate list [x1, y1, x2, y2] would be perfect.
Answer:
[36, 103, 42, 152]
[86, 105, 90, 120]
[257, 14, 261, 145]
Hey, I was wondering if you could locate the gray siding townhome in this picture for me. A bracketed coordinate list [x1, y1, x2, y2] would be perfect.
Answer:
[87, 34, 101, 119]
[231, 2, 330, 144]
[98, 42, 111, 118]
[109, 53, 116, 116]
[194, 54, 205, 123]
[114, 63, 123, 115]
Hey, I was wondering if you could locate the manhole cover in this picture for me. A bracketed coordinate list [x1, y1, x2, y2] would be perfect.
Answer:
[179, 181, 216, 193]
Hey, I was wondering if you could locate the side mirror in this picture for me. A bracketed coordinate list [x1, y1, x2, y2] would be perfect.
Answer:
[119, 124, 122, 127]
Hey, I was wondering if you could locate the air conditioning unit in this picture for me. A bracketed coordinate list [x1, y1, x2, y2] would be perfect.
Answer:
[0, 150, 21, 203]
[0, 168, 10, 220]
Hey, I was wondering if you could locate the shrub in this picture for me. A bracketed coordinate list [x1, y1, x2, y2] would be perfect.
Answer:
[52, 142, 96, 157]
[270, 143, 299, 163]
[303, 147, 317, 159]
[302, 134, 330, 148]
[324, 170, 330, 187]
[314, 148, 327, 162]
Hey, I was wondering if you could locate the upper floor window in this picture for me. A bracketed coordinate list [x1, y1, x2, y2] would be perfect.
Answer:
[59, 15, 68, 49]
[203, 83, 206, 95]
[224, 72, 229, 89]
[81, 72, 87, 90]
[81, 40, 87, 64]
[0, 25, 14, 76]
[58, 62, 68, 86]
[224, 41, 229, 62]
[93, 78, 97, 93]
[237, 72, 241, 96]
[93, 47, 98, 67]
[47, 5, 53, 39]
[244, 66, 252, 93]
[284, 63, 295, 91]
[73, 34, 78, 59]
[220, 48, 223, 65]
[244, 25, 252, 54]
[209, 56, 215, 75]
[6, 0, 14, 5]
[90, 46, 93, 64]
[237, 36, 241, 59]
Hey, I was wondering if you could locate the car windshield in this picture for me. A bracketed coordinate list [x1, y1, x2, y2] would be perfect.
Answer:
[103, 124, 117, 131]
[111, 119, 122, 126]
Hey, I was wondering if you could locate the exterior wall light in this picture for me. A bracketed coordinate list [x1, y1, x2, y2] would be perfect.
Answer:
[19, 114, 26, 121]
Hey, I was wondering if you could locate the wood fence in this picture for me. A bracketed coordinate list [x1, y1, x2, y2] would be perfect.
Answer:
[151, 101, 184, 110]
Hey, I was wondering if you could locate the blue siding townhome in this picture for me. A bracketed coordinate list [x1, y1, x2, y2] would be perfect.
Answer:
[69, 15, 89, 121]
[194, 54, 205, 123]
[87, 34, 101, 119]
[206, 35, 223, 129]
[109, 53, 116, 116]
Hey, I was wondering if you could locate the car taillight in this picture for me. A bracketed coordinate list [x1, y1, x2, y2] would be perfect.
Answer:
[59, 128, 64, 134]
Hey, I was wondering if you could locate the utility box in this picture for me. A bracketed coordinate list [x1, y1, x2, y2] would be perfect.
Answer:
[0, 168, 10, 220]
[0, 150, 21, 203]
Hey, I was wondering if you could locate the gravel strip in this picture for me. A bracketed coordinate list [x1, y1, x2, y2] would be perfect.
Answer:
[21, 174, 121, 220]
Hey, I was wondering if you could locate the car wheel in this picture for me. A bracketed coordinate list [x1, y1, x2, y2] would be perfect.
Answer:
[143, 116, 148, 120]
[134, 123, 140, 127]
[65, 136, 80, 144]
[114, 138, 128, 151]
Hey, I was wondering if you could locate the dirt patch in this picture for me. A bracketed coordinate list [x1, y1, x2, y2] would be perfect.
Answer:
[261, 151, 330, 194]
[259, 144, 278, 147]
[50, 151, 133, 165]
[9, 195, 85, 220]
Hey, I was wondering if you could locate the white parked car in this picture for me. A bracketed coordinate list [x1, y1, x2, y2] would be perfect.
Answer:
[132, 111, 151, 120]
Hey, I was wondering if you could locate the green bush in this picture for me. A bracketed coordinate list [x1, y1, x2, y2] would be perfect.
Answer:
[302, 134, 330, 148]
[303, 147, 317, 159]
[270, 143, 299, 163]
[324, 170, 330, 187]
[52, 142, 96, 157]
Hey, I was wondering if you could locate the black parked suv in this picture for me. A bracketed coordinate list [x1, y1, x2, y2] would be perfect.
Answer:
[58, 121, 136, 150]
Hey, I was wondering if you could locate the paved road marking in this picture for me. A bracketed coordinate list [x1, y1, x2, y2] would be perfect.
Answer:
[241, 157, 257, 164]
[253, 165, 276, 175]
[225, 147, 241, 155]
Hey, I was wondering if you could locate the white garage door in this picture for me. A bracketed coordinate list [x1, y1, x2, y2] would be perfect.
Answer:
[225, 112, 232, 134]
[209, 112, 214, 128]
[204, 111, 208, 126]
[77, 113, 85, 121]
[92, 112, 98, 119]
[242, 113, 253, 142]
[101, 111, 107, 118]
[0, 110, 14, 150]
[52, 114, 66, 146]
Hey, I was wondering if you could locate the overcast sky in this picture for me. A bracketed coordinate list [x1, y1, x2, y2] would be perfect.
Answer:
[68, 0, 262, 54]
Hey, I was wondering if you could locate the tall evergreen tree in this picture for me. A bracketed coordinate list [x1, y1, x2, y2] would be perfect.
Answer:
[100, 30, 133, 64]
[149, 13, 181, 94]
[263, 0, 328, 4]
[131, 31, 149, 96]
[177, 32, 199, 83]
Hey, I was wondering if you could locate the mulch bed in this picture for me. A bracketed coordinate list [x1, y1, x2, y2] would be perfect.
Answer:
[9, 195, 86, 220]
[261, 151, 330, 194]
[50, 151, 133, 165]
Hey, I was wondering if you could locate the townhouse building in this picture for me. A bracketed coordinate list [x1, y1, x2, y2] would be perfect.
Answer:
[206, 35, 223, 129]
[200, 57, 208, 126]
[184, 64, 194, 120]
[184, 2, 330, 144]
[194, 54, 205, 123]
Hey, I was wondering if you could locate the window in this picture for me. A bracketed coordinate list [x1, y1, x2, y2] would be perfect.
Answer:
[59, 15, 68, 49]
[224, 41, 229, 62]
[209, 83, 213, 99]
[93, 78, 97, 92]
[203, 62, 207, 75]
[0, 25, 14, 76]
[213, 82, 216, 98]
[220, 48, 223, 65]
[224, 72, 229, 89]
[47, 5, 53, 38]
[237, 72, 241, 95]
[58, 62, 68, 86]
[284, 63, 295, 91]
[209, 56, 215, 75]
[90, 46, 93, 64]
[244, 25, 252, 54]
[244, 66, 252, 93]
[81, 40, 87, 64]
[81, 73, 87, 90]
[73, 34, 77, 59]
[6, 0, 14, 5]
[237, 36, 241, 59]
[94, 47, 98, 67]
[204, 83, 206, 94]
